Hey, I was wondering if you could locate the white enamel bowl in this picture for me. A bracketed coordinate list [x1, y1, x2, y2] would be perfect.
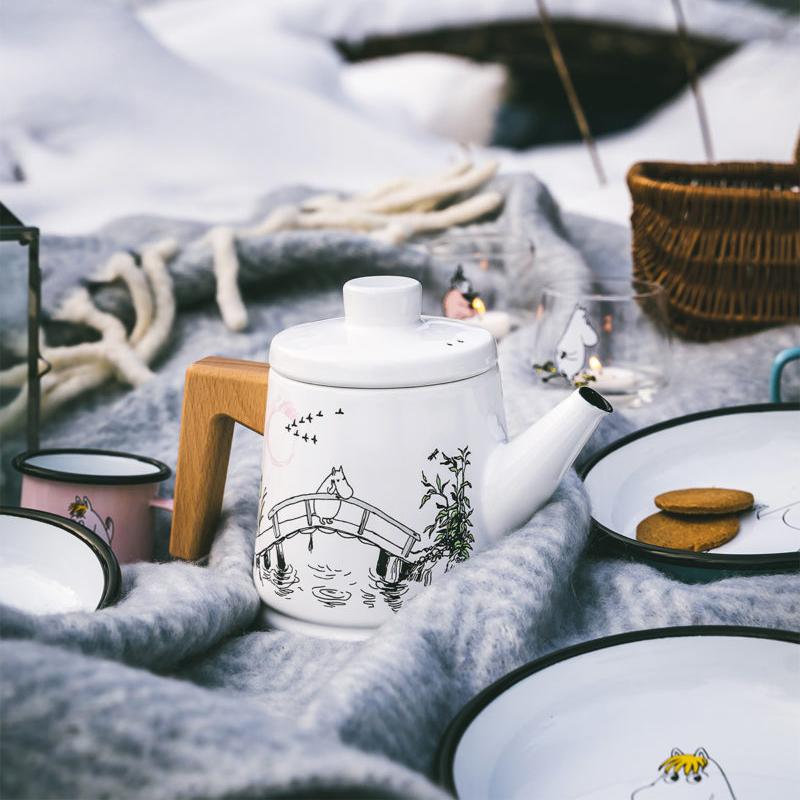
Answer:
[438, 627, 799, 800]
[582, 404, 800, 569]
[0, 507, 120, 614]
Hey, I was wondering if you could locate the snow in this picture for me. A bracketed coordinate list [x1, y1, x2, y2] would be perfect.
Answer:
[276, 0, 790, 45]
[341, 54, 508, 146]
[0, 0, 447, 233]
[138, 0, 345, 99]
[504, 28, 800, 223]
[0, 0, 796, 234]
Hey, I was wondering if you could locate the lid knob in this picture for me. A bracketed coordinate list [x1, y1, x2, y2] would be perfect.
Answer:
[343, 276, 422, 328]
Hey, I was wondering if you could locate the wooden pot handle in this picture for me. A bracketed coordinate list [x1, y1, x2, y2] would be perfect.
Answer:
[169, 356, 269, 560]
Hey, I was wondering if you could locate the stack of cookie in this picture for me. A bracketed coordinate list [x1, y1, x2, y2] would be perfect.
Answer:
[636, 488, 755, 552]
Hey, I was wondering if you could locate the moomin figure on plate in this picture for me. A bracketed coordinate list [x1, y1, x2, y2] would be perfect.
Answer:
[631, 747, 735, 799]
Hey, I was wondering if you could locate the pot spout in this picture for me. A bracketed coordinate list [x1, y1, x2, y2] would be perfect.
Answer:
[482, 387, 612, 541]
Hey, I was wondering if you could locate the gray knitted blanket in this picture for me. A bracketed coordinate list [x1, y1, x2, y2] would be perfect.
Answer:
[1, 175, 798, 800]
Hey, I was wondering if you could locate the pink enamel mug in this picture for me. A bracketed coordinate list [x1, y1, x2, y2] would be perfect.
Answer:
[13, 448, 172, 564]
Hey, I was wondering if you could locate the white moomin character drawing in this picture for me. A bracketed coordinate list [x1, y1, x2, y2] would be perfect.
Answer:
[312, 466, 354, 525]
[554, 305, 598, 381]
[68, 495, 114, 545]
[631, 748, 735, 799]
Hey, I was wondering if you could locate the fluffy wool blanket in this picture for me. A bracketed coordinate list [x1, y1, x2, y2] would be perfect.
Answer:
[1, 174, 798, 799]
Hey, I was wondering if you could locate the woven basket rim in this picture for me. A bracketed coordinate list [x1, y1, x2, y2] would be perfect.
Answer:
[627, 161, 800, 201]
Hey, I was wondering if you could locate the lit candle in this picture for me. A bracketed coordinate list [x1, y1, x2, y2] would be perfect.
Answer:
[464, 296, 512, 339]
[464, 310, 511, 339]
[587, 356, 638, 394]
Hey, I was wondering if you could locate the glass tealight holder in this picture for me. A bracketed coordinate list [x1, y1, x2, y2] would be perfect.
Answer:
[427, 230, 534, 307]
[427, 230, 533, 340]
[532, 278, 671, 407]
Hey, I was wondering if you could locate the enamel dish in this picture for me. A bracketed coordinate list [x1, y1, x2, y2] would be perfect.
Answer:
[438, 627, 799, 799]
[581, 404, 800, 569]
[0, 506, 120, 614]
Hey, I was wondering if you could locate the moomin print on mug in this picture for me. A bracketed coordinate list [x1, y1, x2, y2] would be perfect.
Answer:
[14, 448, 171, 564]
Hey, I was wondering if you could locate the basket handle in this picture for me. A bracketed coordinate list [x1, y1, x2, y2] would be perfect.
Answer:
[170, 356, 269, 560]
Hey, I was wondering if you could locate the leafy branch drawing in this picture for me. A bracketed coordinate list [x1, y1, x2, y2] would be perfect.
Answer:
[413, 446, 474, 574]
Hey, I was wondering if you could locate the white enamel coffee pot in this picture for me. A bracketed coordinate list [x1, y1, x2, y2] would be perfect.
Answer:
[171, 276, 612, 638]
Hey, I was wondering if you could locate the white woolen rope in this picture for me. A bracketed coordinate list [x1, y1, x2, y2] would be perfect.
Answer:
[134, 239, 179, 361]
[0, 239, 178, 437]
[55, 288, 153, 386]
[207, 158, 503, 332]
[97, 251, 153, 344]
[208, 226, 248, 332]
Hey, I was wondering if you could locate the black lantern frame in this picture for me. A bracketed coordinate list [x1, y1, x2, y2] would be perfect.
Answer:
[0, 202, 42, 450]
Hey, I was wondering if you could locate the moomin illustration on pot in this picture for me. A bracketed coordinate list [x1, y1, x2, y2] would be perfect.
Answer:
[254, 445, 476, 598]
[170, 276, 614, 633]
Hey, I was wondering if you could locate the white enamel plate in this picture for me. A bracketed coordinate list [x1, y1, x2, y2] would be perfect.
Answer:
[582, 404, 800, 569]
[438, 627, 799, 800]
[0, 507, 120, 614]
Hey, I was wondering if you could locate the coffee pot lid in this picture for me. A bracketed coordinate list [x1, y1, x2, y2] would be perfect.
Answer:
[268, 276, 497, 388]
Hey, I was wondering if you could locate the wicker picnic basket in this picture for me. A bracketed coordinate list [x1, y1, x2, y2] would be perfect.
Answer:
[627, 160, 800, 340]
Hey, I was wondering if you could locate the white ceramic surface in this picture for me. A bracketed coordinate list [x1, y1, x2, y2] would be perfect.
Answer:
[448, 631, 799, 800]
[583, 408, 800, 559]
[255, 276, 613, 636]
[0, 511, 110, 614]
[268, 276, 496, 388]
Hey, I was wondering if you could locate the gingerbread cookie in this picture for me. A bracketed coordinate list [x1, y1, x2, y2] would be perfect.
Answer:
[636, 511, 740, 552]
[654, 488, 754, 516]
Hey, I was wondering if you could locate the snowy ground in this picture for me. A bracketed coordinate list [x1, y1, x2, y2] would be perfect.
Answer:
[277, 0, 790, 44]
[1, 0, 797, 234]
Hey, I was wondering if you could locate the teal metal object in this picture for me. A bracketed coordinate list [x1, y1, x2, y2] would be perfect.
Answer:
[770, 347, 800, 403]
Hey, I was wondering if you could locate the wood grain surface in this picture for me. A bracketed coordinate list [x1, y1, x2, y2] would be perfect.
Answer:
[170, 356, 269, 560]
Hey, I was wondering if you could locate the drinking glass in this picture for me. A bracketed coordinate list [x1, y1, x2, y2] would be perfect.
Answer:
[531, 278, 671, 407]
[427, 230, 534, 309]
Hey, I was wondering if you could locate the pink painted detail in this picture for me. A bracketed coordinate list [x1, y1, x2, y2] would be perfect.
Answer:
[148, 496, 174, 512]
[20, 477, 161, 564]
[265, 399, 298, 467]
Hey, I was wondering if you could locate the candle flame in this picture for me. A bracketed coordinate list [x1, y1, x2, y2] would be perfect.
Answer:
[589, 356, 603, 371]
[471, 296, 487, 314]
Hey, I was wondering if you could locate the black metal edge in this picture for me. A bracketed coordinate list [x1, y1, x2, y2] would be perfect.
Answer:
[579, 402, 800, 570]
[0, 205, 42, 450]
[0, 505, 121, 610]
[12, 448, 172, 486]
[435, 625, 800, 797]
[27, 226, 41, 451]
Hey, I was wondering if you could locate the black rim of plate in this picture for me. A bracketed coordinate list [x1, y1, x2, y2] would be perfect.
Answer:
[13, 447, 171, 486]
[0, 505, 121, 610]
[436, 625, 800, 796]
[579, 402, 800, 570]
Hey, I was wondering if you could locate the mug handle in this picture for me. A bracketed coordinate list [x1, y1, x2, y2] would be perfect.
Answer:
[169, 356, 269, 560]
[770, 348, 800, 403]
